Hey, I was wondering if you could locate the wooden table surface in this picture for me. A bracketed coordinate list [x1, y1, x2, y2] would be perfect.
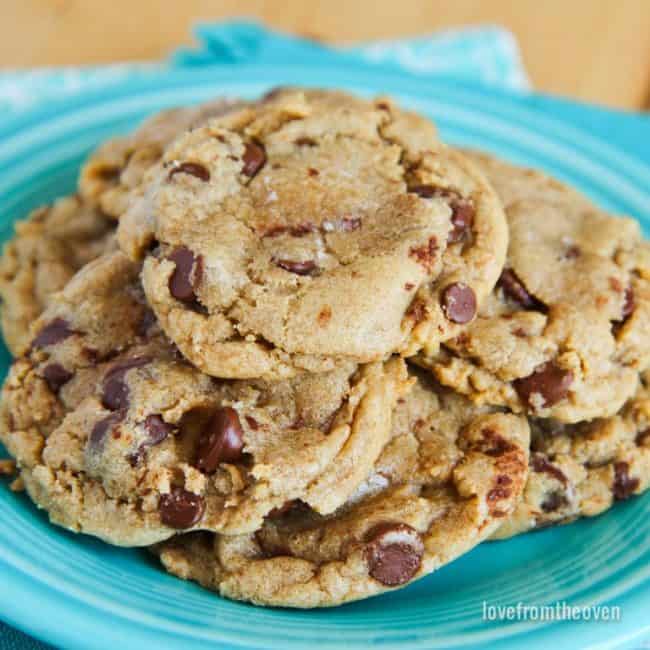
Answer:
[2, 0, 649, 110]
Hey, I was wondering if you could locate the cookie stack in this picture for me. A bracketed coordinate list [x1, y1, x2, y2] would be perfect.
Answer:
[0, 88, 648, 608]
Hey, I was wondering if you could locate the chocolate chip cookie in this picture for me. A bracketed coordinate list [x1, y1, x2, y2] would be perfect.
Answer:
[418, 151, 650, 422]
[493, 370, 650, 539]
[79, 99, 244, 219]
[0, 195, 115, 356]
[155, 370, 529, 607]
[0, 250, 411, 546]
[118, 88, 507, 380]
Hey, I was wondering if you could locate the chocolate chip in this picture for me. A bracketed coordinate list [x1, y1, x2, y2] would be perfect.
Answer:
[531, 453, 568, 485]
[408, 184, 437, 198]
[365, 522, 424, 587]
[476, 428, 516, 457]
[168, 247, 202, 303]
[621, 287, 635, 320]
[497, 269, 547, 312]
[487, 486, 511, 502]
[242, 142, 266, 177]
[636, 429, 650, 446]
[513, 362, 573, 408]
[101, 356, 151, 411]
[448, 201, 475, 243]
[168, 162, 210, 182]
[137, 309, 157, 338]
[31, 318, 75, 349]
[144, 414, 175, 446]
[159, 488, 205, 529]
[441, 283, 476, 324]
[541, 490, 568, 513]
[274, 259, 317, 276]
[42, 363, 73, 393]
[295, 136, 317, 147]
[89, 411, 125, 452]
[196, 407, 245, 473]
[128, 414, 176, 466]
[308, 168, 319, 177]
[613, 461, 639, 500]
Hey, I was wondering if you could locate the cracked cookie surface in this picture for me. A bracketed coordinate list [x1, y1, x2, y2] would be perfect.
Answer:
[0, 250, 411, 546]
[79, 99, 244, 219]
[118, 88, 507, 379]
[494, 370, 650, 539]
[418, 151, 650, 423]
[155, 369, 529, 607]
[0, 195, 115, 356]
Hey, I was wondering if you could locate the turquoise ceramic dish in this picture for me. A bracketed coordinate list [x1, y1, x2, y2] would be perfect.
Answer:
[0, 65, 648, 650]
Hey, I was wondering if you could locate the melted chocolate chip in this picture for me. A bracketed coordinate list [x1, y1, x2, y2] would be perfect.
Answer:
[168, 162, 210, 182]
[89, 411, 125, 451]
[541, 490, 569, 513]
[159, 488, 205, 529]
[42, 363, 73, 393]
[531, 453, 568, 485]
[487, 486, 511, 502]
[497, 269, 547, 312]
[101, 356, 151, 411]
[441, 283, 476, 324]
[196, 407, 245, 473]
[31, 318, 75, 349]
[168, 247, 202, 303]
[477, 428, 516, 457]
[513, 362, 573, 409]
[365, 522, 424, 586]
[409, 237, 439, 272]
[274, 259, 317, 276]
[408, 184, 436, 198]
[242, 142, 266, 177]
[613, 461, 639, 500]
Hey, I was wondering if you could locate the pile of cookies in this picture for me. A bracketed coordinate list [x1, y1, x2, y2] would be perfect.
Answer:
[0, 88, 648, 608]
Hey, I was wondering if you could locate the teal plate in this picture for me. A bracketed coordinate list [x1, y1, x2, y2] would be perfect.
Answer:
[0, 65, 649, 650]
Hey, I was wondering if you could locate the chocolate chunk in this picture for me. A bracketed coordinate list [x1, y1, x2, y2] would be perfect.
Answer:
[441, 283, 476, 324]
[89, 411, 125, 451]
[242, 142, 266, 177]
[531, 453, 568, 485]
[101, 356, 151, 411]
[167, 247, 203, 303]
[365, 522, 424, 587]
[42, 363, 73, 393]
[274, 259, 317, 276]
[168, 162, 210, 182]
[613, 461, 639, 500]
[31, 318, 75, 349]
[196, 407, 245, 473]
[497, 269, 547, 312]
[541, 490, 569, 513]
[513, 362, 573, 408]
[159, 488, 205, 529]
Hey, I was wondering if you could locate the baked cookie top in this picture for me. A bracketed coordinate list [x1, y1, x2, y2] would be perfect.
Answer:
[418, 151, 650, 423]
[0, 250, 411, 546]
[0, 194, 115, 356]
[118, 88, 507, 379]
[156, 370, 529, 608]
[493, 370, 650, 539]
[79, 99, 243, 219]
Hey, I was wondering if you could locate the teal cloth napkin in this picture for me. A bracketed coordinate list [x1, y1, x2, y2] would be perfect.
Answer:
[0, 20, 531, 650]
